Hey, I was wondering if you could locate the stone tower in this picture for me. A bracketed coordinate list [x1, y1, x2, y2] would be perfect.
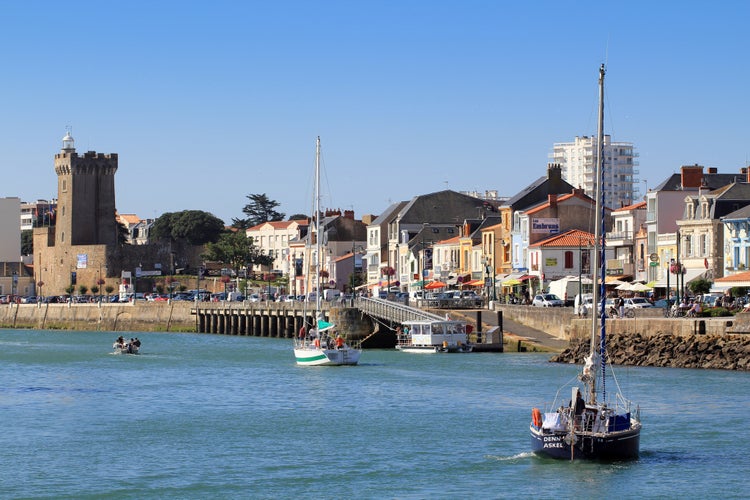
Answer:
[54, 131, 119, 247]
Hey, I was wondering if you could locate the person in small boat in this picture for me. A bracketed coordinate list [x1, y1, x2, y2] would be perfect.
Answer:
[335, 334, 344, 349]
[133, 338, 141, 348]
[115, 336, 125, 348]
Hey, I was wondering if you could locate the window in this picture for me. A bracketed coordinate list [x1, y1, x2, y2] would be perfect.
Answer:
[564, 251, 574, 269]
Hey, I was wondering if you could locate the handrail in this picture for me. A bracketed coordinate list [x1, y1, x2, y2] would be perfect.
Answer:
[355, 297, 445, 324]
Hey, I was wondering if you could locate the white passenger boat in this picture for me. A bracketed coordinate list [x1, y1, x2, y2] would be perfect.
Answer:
[396, 319, 472, 353]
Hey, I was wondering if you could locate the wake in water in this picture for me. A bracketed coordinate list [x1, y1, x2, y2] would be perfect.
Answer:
[486, 451, 535, 462]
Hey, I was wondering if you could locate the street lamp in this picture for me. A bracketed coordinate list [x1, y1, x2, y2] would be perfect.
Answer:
[420, 223, 432, 297]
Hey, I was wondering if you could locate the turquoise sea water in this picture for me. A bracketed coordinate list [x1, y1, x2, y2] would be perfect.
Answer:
[0, 329, 747, 499]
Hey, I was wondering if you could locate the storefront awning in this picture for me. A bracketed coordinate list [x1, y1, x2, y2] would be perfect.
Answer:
[463, 279, 485, 287]
[653, 268, 707, 288]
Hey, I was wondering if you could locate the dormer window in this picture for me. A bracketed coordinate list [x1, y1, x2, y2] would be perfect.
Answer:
[687, 202, 695, 220]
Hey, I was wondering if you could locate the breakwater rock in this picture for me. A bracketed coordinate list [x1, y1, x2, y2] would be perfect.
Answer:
[551, 333, 750, 371]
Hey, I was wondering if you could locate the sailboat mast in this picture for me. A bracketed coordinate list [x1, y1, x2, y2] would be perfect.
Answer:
[315, 136, 323, 316]
[589, 64, 606, 402]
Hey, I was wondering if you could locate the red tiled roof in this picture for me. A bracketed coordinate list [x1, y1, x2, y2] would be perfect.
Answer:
[530, 229, 596, 248]
[525, 192, 596, 215]
[246, 220, 300, 231]
[613, 201, 646, 212]
[715, 270, 750, 282]
[435, 236, 461, 245]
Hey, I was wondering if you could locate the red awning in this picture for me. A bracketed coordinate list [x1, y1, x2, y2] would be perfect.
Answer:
[424, 281, 447, 290]
[464, 279, 485, 286]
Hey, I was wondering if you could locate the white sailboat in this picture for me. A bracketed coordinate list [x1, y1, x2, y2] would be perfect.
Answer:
[529, 65, 641, 460]
[293, 137, 362, 366]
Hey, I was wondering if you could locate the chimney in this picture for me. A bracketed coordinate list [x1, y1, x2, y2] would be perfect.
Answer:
[681, 164, 704, 188]
[547, 163, 562, 181]
[343, 209, 354, 220]
[707, 167, 718, 174]
[548, 193, 557, 208]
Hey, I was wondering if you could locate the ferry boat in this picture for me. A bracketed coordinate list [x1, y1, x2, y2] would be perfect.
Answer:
[396, 318, 472, 353]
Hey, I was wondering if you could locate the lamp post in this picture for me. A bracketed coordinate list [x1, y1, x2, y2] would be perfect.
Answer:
[420, 223, 429, 297]
[12, 270, 17, 299]
[387, 243, 391, 296]
[395, 243, 400, 291]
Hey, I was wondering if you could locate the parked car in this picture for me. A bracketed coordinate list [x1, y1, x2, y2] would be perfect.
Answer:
[624, 297, 653, 309]
[532, 293, 564, 307]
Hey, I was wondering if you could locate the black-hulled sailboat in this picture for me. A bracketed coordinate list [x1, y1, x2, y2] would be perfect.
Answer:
[530, 65, 641, 460]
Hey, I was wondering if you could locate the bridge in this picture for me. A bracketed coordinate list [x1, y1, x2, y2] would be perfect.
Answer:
[354, 297, 446, 325]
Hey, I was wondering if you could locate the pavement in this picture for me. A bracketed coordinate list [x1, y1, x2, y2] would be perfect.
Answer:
[448, 308, 569, 352]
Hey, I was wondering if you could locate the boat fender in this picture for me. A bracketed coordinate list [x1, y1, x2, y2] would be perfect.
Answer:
[532, 408, 542, 428]
[313, 338, 320, 348]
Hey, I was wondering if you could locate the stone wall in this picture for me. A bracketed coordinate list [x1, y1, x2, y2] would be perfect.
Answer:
[551, 333, 750, 371]
[0, 302, 196, 332]
[494, 304, 735, 340]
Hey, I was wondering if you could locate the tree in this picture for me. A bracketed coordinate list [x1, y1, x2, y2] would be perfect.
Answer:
[151, 210, 225, 245]
[688, 278, 712, 296]
[288, 214, 308, 221]
[117, 220, 130, 245]
[21, 230, 33, 256]
[202, 230, 271, 277]
[232, 193, 285, 229]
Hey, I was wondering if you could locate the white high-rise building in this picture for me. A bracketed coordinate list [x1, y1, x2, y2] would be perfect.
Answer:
[550, 135, 639, 209]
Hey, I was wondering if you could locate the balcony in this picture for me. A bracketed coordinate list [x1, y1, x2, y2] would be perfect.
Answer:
[606, 231, 633, 246]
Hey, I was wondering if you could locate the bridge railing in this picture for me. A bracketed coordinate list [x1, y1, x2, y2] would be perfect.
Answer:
[355, 297, 444, 324]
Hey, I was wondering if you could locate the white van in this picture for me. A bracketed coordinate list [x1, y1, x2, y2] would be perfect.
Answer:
[323, 289, 341, 301]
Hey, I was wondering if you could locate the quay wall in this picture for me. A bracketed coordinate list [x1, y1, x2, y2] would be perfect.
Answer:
[0, 302, 197, 332]
[0, 302, 375, 340]
[494, 304, 738, 340]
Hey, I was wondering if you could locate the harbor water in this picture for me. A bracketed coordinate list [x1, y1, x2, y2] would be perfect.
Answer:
[0, 329, 747, 499]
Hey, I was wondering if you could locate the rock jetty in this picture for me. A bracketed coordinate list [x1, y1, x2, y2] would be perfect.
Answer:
[551, 333, 750, 371]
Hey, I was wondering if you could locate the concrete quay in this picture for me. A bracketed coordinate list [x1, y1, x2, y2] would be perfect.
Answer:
[0, 301, 377, 342]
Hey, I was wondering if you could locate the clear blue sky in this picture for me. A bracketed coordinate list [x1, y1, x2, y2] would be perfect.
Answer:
[2, 1, 748, 225]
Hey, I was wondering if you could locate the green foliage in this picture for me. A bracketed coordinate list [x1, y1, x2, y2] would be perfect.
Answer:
[90, 285, 100, 295]
[288, 214, 308, 221]
[105, 285, 115, 295]
[232, 193, 285, 229]
[65, 285, 75, 295]
[202, 230, 271, 275]
[729, 287, 748, 297]
[117, 220, 130, 245]
[706, 307, 732, 317]
[78, 285, 88, 295]
[21, 230, 33, 256]
[151, 210, 225, 245]
[688, 278, 712, 295]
